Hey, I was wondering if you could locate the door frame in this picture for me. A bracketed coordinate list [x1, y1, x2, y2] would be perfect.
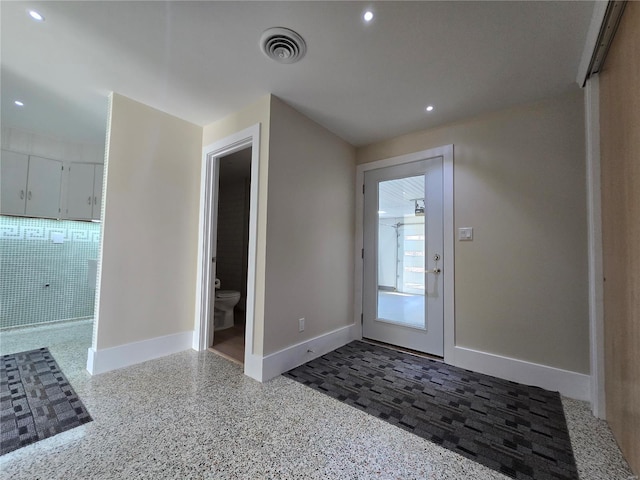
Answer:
[194, 124, 260, 375]
[584, 75, 605, 418]
[354, 145, 455, 362]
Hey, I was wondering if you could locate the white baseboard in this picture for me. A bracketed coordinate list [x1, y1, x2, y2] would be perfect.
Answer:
[452, 346, 591, 401]
[86, 330, 194, 375]
[259, 324, 358, 382]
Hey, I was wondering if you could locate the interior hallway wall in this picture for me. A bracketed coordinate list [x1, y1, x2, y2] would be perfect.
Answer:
[599, 1, 640, 473]
[357, 90, 589, 374]
[95, 93, 202, 349]
[264, 97, 355, 354]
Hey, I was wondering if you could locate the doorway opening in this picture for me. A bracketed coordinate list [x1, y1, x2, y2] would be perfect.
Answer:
[196, 123, 261, 379]
[208, 147, 252, 364]
[355, 145, 454, 363]
[363, 158, 444, 356]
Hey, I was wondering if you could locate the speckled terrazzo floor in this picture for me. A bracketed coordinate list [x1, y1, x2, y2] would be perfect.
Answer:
[0, 321, 635, 480]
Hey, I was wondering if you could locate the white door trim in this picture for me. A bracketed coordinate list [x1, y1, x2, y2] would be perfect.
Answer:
[584, 75, 606, 418]
[195, 124, 261, 379]
[355, 145, 455, 362]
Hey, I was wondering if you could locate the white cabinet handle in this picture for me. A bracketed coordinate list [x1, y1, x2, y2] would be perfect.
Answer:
[28, 191, 32, 200]
[94, 196, 97, 205]
[20, 190, 24, 199]
[88, 196, 92, 204]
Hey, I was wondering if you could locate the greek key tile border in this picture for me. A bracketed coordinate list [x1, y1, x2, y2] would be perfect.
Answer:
[0, 216, 100, 243]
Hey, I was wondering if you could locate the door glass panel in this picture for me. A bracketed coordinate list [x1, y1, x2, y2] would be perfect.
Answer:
[377, 175, 426, 329]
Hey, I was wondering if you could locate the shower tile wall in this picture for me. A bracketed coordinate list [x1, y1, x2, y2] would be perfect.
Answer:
[0, 216, 100, 329]
[216, 178, 250, 307]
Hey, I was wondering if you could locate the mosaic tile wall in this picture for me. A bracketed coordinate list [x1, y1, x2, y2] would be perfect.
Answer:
[0, 216, 101, 329]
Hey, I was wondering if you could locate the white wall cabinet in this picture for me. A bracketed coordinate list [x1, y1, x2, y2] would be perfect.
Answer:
[92, 165, 104, 221]
[26, 156, 63, 218]
[0, 150, 63, 218]
[1, 150, 29, 215]
[66, 163, 104, 220]
[1, 149, 103, 221]
[66, 163, 103, 220]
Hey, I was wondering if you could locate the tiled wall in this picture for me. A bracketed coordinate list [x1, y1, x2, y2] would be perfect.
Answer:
[215, 178, 250, 307]
[0, 216, 101, 329]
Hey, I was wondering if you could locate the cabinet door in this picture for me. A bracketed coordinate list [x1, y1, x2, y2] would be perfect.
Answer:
[92, 164, 104, 220]
[1, 150, 29, 215]
[25, 156, 63, 218]
[66, 163, 95, 220]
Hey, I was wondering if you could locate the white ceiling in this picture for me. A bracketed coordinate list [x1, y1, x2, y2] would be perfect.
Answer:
[1, 1, 594, 147]
[379, 175, 424, 219]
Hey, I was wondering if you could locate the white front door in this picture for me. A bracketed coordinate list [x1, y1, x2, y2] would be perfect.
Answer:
[362, 156, 444, 356]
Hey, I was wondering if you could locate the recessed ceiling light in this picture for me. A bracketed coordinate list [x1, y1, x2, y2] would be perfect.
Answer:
[14, 100, 24, 107]
[363, 11, 374, 22]
[426, 105, 434, 112]
[378, 210, 386, 214]
[28, 10, 44, 21]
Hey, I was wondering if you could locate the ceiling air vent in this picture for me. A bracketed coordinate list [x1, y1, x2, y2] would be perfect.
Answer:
[260, 27, 306, 64]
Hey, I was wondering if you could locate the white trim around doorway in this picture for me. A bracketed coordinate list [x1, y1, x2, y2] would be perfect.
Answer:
[195, 124, 261, 381]
[354, 145, 455, 363]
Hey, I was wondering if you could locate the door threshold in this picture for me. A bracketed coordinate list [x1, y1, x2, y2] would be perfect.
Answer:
[207, 347, 244, 366]
[362, 338, 443, 362]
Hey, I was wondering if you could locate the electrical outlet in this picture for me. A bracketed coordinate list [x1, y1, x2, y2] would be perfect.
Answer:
[298, 317, 305, 332]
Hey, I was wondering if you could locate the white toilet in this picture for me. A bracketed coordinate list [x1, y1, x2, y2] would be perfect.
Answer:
[214, 279, 241, 331]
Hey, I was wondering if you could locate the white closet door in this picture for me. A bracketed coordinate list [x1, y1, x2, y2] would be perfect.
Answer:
[1, 150, 29, 215]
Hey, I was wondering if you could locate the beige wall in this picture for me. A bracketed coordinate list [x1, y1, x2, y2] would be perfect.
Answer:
[264, 97, 355, 354]
[599, 1, 640, 473]
[202, 95, 356, 356]
[95, 93, 202, 349]
[357, 90, 589, 373]
[202, 95, 271, 355]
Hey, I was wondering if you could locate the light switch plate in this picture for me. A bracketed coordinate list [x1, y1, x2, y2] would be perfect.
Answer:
[458, 227, 473, 241]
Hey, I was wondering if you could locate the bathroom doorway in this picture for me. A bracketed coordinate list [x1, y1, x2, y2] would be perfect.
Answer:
[208, 146, 252, 364]
[197, 123, 260, 379]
